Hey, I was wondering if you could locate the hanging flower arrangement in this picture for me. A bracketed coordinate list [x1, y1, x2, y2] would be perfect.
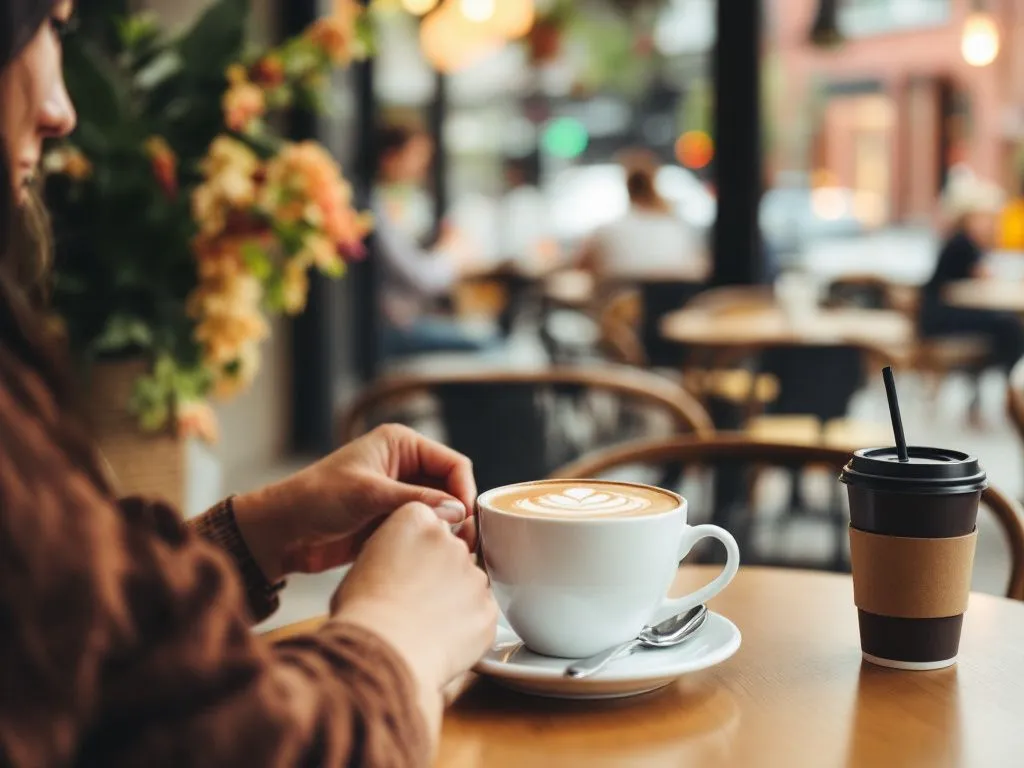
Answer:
[44, 0, 373, 439]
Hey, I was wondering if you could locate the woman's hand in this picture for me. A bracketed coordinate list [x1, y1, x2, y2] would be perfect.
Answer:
[232, 424, 476, 581]
[331, 502, 498, 749]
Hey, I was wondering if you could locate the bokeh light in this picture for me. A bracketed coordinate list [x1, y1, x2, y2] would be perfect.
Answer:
[542, 118, 589, 159]
[402, 0, 440, 15]
[460, 0, 496, 23]
[675, 131, 714, 169]
[420, 1, 502, 73]
[961, 12, 1000, 67]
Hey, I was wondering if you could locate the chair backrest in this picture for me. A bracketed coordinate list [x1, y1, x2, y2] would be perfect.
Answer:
[598, 290, 646, 366]
[552, 434, 1024, 600]
[826, 274, 893, 310]
[683, 285, 777, 316]
[338, 367, 715, 492]
[1007, 357, 1024, 448]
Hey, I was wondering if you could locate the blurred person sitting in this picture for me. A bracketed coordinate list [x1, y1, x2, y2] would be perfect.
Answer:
[372, 122, 495, 357]
[576, 157, 708, 284]
[498, 156, 559, 269]
[0, 4, 496, 765]
[919, 174, 1024, 408]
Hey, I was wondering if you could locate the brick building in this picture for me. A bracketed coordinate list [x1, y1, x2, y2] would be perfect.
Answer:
[771, 0, 1024, 224]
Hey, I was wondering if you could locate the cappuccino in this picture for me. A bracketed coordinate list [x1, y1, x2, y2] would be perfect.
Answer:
[485, 480, 678, 519]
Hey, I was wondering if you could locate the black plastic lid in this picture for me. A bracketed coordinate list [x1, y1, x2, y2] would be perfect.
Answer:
[840, 446, 987, 496]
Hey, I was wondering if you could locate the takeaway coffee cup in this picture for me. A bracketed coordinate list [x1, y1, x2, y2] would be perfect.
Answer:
[841, 446, 987, 670]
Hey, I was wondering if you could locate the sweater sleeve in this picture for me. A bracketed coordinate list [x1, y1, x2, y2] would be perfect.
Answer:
[0, 347, 430, 768]
[186, 497, 283, 624]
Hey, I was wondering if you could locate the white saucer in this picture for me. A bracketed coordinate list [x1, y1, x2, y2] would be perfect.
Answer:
[474, 612, 741, 699]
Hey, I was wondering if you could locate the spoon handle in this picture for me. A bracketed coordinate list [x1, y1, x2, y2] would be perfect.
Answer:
[564, 638, 641, 679]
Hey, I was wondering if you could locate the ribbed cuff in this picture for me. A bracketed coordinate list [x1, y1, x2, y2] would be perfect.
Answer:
[191, 497, 285, 623]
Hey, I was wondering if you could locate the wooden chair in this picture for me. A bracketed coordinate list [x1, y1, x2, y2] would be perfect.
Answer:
[1007, 358, 1024, 484]
[551, 434, 1024, 600]
[338, 367, 714, 492]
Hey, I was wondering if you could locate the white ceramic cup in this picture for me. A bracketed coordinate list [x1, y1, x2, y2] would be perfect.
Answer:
[477, 480, 741, 658]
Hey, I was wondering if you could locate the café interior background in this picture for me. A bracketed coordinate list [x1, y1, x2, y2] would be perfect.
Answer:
[117, 0, 1024, 628]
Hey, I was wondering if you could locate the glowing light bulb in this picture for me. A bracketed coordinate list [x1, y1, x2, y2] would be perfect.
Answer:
[460, 0, 496, 23]
[961, 12, 1000, 67]
[402, 0, 440, 14]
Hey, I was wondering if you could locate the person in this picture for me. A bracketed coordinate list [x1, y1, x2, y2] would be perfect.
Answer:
[919, 173, 1024, 380]
[0, 3, 497, 765]
[372, 122, 495, 357]
[576, 158, 708, 283]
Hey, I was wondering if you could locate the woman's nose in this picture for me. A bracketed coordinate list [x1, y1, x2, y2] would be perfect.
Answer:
[40, 77, 77, 139]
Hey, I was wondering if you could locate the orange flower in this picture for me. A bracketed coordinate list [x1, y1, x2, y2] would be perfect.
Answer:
[280, 262, 310, 314]
[193, 137, 261, 237]
[44, 145, 92, 181]
[260, 141, 371, 257]
[176, 400, 220, 444]
[222, 69, 266, 133]
[144, 136, 178, 198]
[306, 15, 356, 65]
[251, 54, 286, 87]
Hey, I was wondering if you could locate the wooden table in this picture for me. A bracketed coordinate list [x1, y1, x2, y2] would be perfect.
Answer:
[542, 269, 595, 309]
[265, 566, 1024, 767]
[660, 305, 912, 361]
[945, 279, 1024, 315]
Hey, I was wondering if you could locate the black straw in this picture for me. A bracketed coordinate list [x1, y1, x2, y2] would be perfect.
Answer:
[882, 367, 909, 462]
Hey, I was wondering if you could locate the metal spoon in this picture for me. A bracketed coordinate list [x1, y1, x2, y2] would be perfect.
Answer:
[564, 604, 709, 679]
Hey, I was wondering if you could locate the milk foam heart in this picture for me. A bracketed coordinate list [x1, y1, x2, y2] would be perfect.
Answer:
[485, 480, 679, 519]
[515, 486, 651, 516]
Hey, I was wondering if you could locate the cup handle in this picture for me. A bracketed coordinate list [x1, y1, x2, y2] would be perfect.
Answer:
[659, 524, 740, 617]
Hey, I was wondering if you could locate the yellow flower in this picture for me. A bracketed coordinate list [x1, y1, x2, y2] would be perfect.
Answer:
[297, 234, 341, 273]
[193, 137, 261, 237]
[176, 400, 220, 444]
[223, 77, 266, 133]
[212, 342, 261, 399]
[226, 64, 248, 86]
[44, 146, 92, 181]
[281, 262, 310, 314]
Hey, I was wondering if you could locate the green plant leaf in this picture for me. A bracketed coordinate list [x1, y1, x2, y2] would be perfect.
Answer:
[178, 0, 250, 77]
[63, 37, 128, 134]
[241, 240, 272, 280]
[94, 314, 154, 353]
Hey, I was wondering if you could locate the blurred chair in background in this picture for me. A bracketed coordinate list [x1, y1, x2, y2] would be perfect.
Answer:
[338, 367, 713, 492]
[825, 273, 992, 414]
[917, 176, 1024, 422]
[553, 435, 1024, 598]
[1007, 357, 1024, 490]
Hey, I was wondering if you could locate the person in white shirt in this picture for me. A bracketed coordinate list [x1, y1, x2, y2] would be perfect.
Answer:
[372, 123, 494, 357]
[577, 162, 708, 282]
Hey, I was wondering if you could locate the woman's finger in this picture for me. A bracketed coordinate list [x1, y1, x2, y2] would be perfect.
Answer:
[385, 427, 477, 512]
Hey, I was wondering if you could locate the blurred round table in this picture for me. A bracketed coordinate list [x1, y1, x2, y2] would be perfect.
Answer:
[542, 269, 596, 309]
[265, 566, 1024, 767]
[945, 279, 1024, 315]
[660, 304, 912, 362]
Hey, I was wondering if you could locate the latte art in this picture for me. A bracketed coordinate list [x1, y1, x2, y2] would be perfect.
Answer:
[515, 486, 651, 517]
[484, 480, 679, 519]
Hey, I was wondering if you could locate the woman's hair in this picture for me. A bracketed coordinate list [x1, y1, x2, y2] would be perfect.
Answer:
[1, 0, 115, 496]
[375, 121, 426, 161]
[625, 166, 668, 213]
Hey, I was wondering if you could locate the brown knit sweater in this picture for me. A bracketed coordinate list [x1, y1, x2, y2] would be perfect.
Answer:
[0, 345, 429, 767]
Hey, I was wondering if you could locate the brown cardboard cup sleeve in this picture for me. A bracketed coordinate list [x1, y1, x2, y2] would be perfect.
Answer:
[849, 527, 977, 619]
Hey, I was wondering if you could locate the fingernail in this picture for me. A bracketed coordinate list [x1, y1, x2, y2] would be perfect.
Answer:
[434, 499, 467, 524]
